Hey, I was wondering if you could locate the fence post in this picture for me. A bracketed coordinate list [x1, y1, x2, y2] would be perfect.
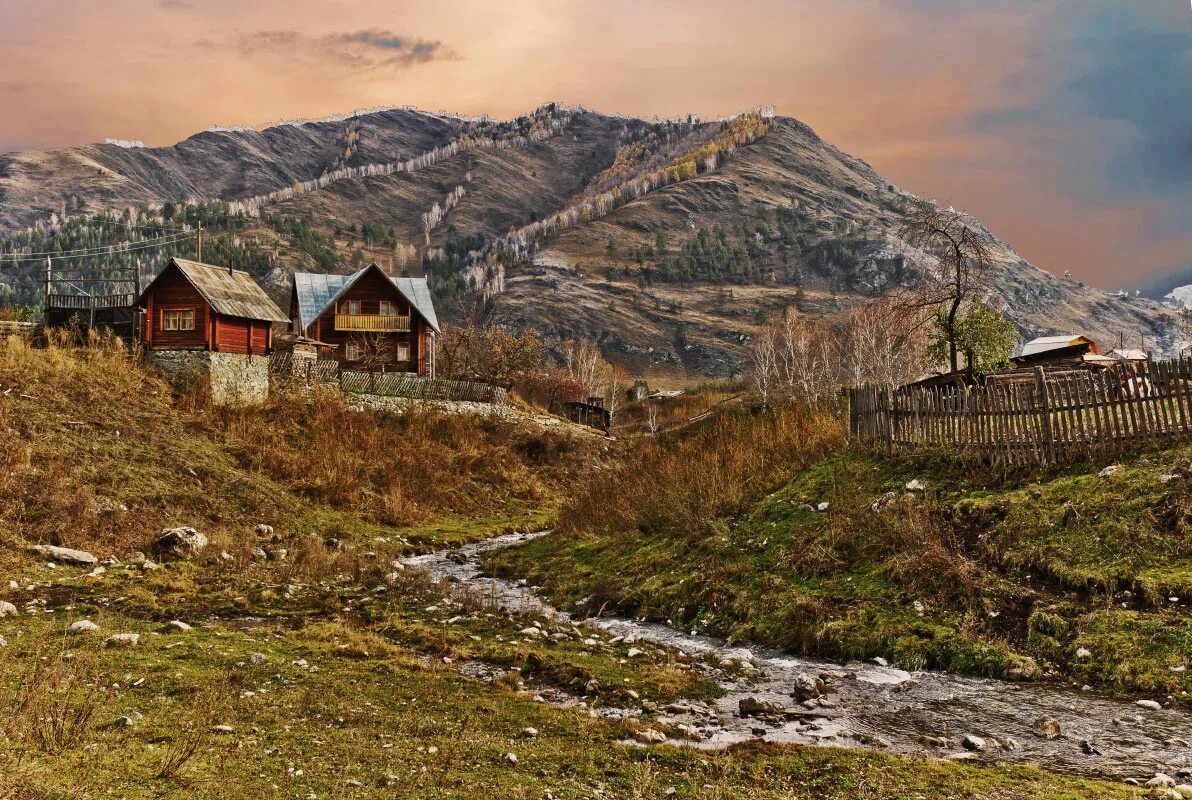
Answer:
[1034, 367, 1055, 464]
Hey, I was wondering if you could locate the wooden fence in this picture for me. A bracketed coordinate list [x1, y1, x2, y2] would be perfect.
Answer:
[268, 351, 507, 405]
[848, 359, 1192, 465]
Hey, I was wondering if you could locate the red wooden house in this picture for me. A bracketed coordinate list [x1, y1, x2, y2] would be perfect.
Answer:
[289, 263, 439, 376]
[137, 258, 289, 354]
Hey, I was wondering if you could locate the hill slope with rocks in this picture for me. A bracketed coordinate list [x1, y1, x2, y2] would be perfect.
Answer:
[0, 105, 1175, 378]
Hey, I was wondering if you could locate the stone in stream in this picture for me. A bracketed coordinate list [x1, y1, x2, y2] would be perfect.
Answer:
[961, 734, 988, 752]
[738, 697, 786, 717]
[1146, 773, 1176, 788]
[1031, 716, 1062, 739]
[917, 735, 950, 749]
[1137, 699, 1164, 711]
[790, 672, 826, 701]
[1080, 739, 1100, 755]
[633, 728, 667, 744]
[852, 732, 892, 748]
[27, 544, 97, 566]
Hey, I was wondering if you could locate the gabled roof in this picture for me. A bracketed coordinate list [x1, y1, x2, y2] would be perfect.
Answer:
[1020, 334, 1097, 358]
[140, 258, 288, 323]
[291, 264, 439, 333]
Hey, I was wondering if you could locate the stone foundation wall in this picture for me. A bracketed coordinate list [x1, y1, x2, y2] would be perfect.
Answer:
[147, 349, 270, 406]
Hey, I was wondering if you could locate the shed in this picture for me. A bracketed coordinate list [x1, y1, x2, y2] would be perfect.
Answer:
[1013, 335, 1099, 368]
[138, 258, 288, 355]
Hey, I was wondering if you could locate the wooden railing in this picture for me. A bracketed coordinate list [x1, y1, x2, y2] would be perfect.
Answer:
[849, 359, 1192, 466]
[334, 314, 410, 332]
[48, 293, 135, 311]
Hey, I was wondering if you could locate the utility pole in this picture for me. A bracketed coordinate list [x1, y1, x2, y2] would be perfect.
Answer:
[44, 257, 52, 322]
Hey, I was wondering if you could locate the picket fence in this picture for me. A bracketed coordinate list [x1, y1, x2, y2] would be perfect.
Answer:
[848, 359, 1192, 465]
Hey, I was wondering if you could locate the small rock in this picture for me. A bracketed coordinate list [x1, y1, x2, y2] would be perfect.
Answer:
[211, 724, 235, 734]
[503, 752, 518, 765]
[254, 524, 274, 537]
[251, 547, 268, 560]
[27, 544, 97, 566]
[103, 633, 139, 648]
[905, 479, 928, 491]
[152, 527, 208, 560]
[853, 732, 891, 748]
[946, 752, 979, 762]
[1080, 739, 1100, 755]
[871, 656, 889, 667]
[1099, 464, 1122, 478]
[1031, 716, 1062, 740]
[166, 620, 192, 632]
[633, 728, 667, 744]
[1160, 473, 1182, 484]
[790, 672, 826, 701]
[1075, 647, 1092, 659]
[69, 620, 100, 634]
[0, 600, 17, 617]
[917, 734, 949, 748]
[816, 502, 829, 512]
[249, 652, 267, 665]
[521, 727, 538, 738]
[1147, 773, 1176, 788]
[626, 647, 644, 658]
[871, 491, 897, 512]
[961, 734, 988, 752]
[0, 635, 7, 647]
[1137, 700, 1164, 711]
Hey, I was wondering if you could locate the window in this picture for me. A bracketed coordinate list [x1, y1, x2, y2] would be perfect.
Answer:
[397, 342, 411, 361]
[162, 309, 195, 331]
[345, 342, 362, 361]
[379, 300, 396, 317]
[342, 300, 361, 315]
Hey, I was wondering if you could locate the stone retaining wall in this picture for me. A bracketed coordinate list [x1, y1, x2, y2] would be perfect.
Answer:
[147, 349, 270, 406]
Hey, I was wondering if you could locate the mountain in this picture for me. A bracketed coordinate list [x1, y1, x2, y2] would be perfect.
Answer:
[0, 104, 1178, 377]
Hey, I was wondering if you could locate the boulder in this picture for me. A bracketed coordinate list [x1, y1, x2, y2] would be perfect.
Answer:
[27, 544, 97, 566]
[1147, 774, 1176, 788]
[152, 527, 208, 560]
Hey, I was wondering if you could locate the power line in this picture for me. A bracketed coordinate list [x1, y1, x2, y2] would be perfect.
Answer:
[0, 227, 192, 259]
[0, 233, 194, 264]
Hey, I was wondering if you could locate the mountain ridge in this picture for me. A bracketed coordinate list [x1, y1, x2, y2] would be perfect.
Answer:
[0, 104, 1178, 377]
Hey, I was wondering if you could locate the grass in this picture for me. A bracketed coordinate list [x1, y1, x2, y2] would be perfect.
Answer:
[0, 558, 1142, 799]
[492, 404, 1192, 700]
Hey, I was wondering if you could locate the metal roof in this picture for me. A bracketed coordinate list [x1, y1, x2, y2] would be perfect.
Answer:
[292, 264, 439, 334]
[142, 258, 289, 323]
[1020, 334, 1096, 357]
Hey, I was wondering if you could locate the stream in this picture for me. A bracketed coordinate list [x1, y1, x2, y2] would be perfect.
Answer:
[403, 531, 1192, 783]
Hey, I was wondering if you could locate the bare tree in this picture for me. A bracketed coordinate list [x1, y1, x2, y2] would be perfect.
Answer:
[900, 200, 994, 373]
[645, 402, 660, 436]
[563, 339, 605, 398]
[347, 332, 395, 372]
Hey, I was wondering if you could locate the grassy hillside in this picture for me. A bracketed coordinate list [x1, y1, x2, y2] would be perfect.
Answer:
[491, 406, 1192, 700]
[0, 337, 1138, 798]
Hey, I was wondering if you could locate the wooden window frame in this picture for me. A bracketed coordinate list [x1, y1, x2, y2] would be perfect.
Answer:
[396, 342, 411, 362]
[345, 342, 363, 361]
[379, 300, 397, 317]
[161, 307, 195, 332]
[341, 299, 362, 315]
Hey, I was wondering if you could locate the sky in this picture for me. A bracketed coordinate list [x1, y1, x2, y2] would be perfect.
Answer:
[0, 0, 1189, 293]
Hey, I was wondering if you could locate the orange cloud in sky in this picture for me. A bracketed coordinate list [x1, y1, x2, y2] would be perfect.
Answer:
[0, 0, 1186, 290]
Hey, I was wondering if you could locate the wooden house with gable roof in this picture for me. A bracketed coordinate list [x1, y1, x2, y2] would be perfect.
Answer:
[289, 264, 439, 376]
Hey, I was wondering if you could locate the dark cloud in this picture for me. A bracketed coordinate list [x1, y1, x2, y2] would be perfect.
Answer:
[235, 29, 453, 71]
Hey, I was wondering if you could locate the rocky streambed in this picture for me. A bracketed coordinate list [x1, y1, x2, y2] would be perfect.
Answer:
[404, 532, 1192, 785]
